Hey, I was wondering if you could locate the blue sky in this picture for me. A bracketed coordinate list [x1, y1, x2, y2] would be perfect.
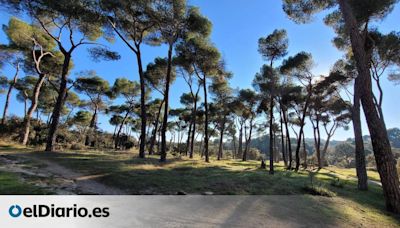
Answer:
[0, 0, 399, 141]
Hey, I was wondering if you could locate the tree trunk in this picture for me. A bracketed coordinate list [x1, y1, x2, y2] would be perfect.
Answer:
[302, 133, 307, 169]
[321, 134, 331, 166]
[203, 76, 209, 163]
[115, 110, 130, 149]
[232, 135, 237, 159]
[190, 95, 198, 159]
[280, 109, 287, 166]
[312, 117, 322, 169]
[283, 110, 292, 169]
[185, 119, 192, 156]
[238, 121, 243, 158]
[85, 108, 98, 146]
[295, 92, 311, 171]
[217, 117, 226, 160]
[149, 100, 164, 155]
[1, 64, 19, 125]
[243, 118, 254, 161]
[339, 0, 400, 213]
[269, 97, 274, 174]
[160, 44, 173, 162]
[353, 76, 368, 190]
[135, 50, 146, 158]
[20, 73, 46, 145]
[45, 55, 71, 152]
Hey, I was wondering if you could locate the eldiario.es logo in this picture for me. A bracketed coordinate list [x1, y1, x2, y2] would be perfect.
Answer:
[8, 204, 110, 218]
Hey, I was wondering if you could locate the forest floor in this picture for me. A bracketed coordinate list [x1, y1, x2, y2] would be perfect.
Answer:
[0, 141, 399, 227]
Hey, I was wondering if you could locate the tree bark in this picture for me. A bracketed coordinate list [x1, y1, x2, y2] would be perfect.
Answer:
[283, 110, 292, 169]
[45, 55, 71, 152]
[280, 109, 287, 166]
[243, 118, 254, 161]
[238, 120, 244, 158]
[338, 0, 400, 213]
[136, 49, 146, 158]
[295, 90, 311, 171]
[115, 110, 130, 149]
[149, 100, 164, 155]
[189, 93, 198, 159]
[1, 64, 19, 125]
[217, 116, 226, 160]
[160, 44, 173, 162]
[302, 132, 307, 169]
[269, 97, 274, 174]
[85, 108, 98, 146]
[203, 76, 209, 163]
[20, 73, 46, 145]
[232, 135, 237, 159]
[312, 116, 322, 169]
[353, 76, 368, 190]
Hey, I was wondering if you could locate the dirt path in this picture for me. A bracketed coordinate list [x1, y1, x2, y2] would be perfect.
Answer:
[0, 153, 126, 195]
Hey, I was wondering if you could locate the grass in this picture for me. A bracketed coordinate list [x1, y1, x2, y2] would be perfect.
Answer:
[0, 171, 52, 194]
[324, 166, 381, 182]
[0, 142, 399, 226]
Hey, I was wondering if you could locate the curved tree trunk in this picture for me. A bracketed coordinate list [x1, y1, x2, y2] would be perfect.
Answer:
[339, 0, 400, 213]
[1, 64, 19, 125]
[20, 73, 46, 145]
[295, 91, 311, 171]
[321, 134, 331, 166]
[115, 110, 130, 149]
[45, 55, 71, 152]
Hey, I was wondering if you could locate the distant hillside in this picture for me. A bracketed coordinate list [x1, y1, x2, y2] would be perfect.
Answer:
[244, 127, 400, 154]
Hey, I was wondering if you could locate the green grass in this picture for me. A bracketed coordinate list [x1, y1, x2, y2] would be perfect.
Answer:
[324, 166, 381, 182]
[0, 171, 52, 194]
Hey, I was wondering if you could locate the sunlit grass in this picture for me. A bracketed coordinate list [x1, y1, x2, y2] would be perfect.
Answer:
[0, 142, 399, 225]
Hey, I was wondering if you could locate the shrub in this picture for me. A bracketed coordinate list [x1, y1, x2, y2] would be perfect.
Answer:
[302, 185, 337, 197]
[124, 141, 135, 150]
[330, 178, 346, 188]
[247, 148, 262, 160]
[70, 143, 85, 151]
[303, 172, 337, 197]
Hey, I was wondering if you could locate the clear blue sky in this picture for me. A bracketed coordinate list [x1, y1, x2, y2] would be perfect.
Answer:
[0, 0, 399, 141]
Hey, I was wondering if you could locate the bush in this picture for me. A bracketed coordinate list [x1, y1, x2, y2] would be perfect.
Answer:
[302, 185, 337, 197]
[70, 143, 85, 151]
[124, 141, 134, 150]
[247, 148, 262, 160]
[330, 178, 346, 188]
[303, 172, 336, 197]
